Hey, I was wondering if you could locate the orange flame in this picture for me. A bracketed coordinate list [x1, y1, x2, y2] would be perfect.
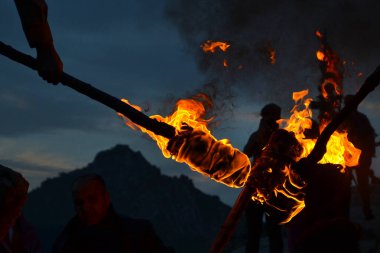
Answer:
[223, 59, 228, 67]
[279, 90, 361, 168]
[268, 47, 276, 65]
[273, 166, 306, 224]
[117, 99, 143, 130]
[315, 30, 343, 100]
[315, 30, 323, 39]
[201, 40, 230, 53]
[316, 50, 325, 61]
[118, 89, 360, 223]
[119, 96, 251, 188]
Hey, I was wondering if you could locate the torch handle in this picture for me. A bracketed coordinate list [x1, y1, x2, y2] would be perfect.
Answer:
[208, 185, 254, 253]
[0, 41, 176, 139]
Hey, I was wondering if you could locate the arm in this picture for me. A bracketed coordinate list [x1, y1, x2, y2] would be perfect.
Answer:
[14, 0, 63, 84]
[0, 165, 29, 241]
[243, 133, 256, 158]
[243, 132, 261, 159]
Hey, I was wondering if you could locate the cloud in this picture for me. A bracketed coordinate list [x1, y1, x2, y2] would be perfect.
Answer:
[165, 0, 380, 106]
[362, 101, 380, 116]
[1, 0, 204, 137]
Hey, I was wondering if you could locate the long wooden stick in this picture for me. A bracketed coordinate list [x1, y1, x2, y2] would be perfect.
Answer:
[0, 41, 176, 139]
[208, 65, 380, 253]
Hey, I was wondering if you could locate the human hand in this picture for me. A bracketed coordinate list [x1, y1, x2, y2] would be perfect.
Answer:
[36, 44, 63, 84]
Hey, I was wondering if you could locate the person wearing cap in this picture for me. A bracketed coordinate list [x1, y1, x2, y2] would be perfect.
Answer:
[243, 103, 284, 253]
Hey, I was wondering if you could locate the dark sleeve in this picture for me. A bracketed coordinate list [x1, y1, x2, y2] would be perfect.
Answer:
[52, 218, 76, 253]
[131, 219, 175, 253]
[18, 216, 43, 253]
[0, 164, 29, 240]
[14, 0, 53, 48]
[243, 132, 260, 158]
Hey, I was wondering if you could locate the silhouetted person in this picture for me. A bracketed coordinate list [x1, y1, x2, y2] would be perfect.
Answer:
[1, 164, 42, 253]
[0, 164, 28, 241]
[14, 0, 63, 84]
[0, 215, 43, 253]
[243, 104, 283, 253]
[343, 94, 377, 220]
[53, 174, 174, 253]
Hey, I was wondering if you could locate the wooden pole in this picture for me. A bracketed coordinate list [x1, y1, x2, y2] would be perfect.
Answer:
[0, 41, 176, 140]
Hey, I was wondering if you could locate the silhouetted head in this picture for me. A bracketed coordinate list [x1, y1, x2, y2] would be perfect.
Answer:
[259, 103, 281, 132]
[260, 103, 281, 120]
[72, 174, 110, 226]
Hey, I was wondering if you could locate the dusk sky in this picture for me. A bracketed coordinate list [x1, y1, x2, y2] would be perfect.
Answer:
[1, 0, 380, 205]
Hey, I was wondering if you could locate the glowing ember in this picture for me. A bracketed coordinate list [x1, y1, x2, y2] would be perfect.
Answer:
[315, 31, 343, 100]
[223, 59, 228, 67]
[315, 30, 323, 39]
[316, 50, 325, 61]
[201, 40, 230, 53]
[119, 96, 251, 188]
[268, 46, 276, 65]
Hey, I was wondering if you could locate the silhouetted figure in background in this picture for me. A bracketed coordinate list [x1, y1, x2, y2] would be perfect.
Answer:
[14, 0, 63, 84]
[53, 174, 174, 253]
[0, 164, 42, 253]
[1, 164, 28, 241]
[343, 95, 377, 220]
[243, 104, 283, 253]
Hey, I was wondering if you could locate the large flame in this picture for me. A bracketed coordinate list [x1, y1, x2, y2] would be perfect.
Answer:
[118, 88, 360, 224]
[262, 89, 361, 223]
[118, 96, 251, 188]
[279, 89, 361, 168]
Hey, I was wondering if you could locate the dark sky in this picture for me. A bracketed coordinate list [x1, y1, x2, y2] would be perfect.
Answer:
[1, 0, 379, 205]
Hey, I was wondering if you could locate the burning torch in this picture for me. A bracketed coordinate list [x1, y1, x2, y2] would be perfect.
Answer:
[0, 41, 251, 188]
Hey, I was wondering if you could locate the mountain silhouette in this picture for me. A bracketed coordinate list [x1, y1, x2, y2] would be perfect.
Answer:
[23, 144, 239, 253]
